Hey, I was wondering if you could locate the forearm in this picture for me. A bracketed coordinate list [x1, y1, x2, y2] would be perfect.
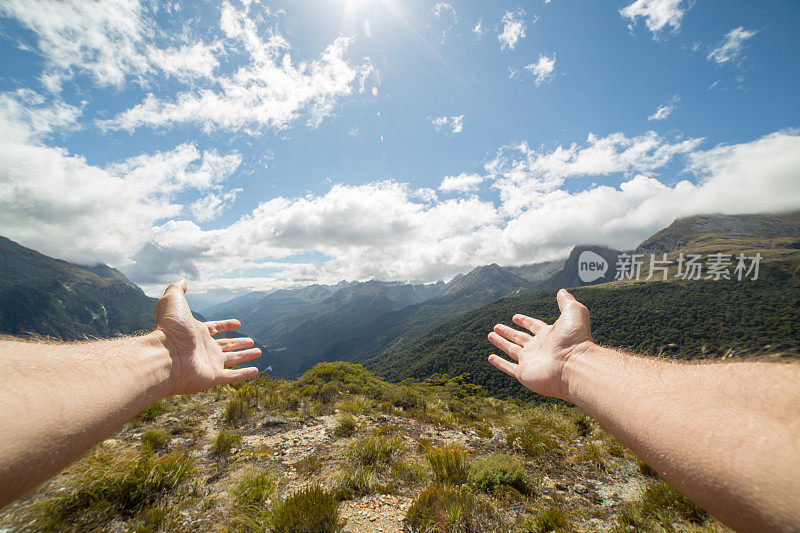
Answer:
[563, 344, 800, 532]
[0, 333, 173, 507]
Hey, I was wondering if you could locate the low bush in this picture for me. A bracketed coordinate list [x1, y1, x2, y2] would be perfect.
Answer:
[332, 414, 358, 438]
[406, 485, 494, 533]
[426, 444, 469, 486]
[507, 420, 559, 460]
[270, 485, 343, 532]
[468, 453, 531, 495]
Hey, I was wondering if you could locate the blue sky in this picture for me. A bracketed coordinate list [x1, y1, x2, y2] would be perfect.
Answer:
[1, 0, 799, 308]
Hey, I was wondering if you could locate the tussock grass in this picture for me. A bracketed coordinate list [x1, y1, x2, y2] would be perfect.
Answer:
[212, 429, 242, 458]
[141, 428, 169, 453]
[332, 414, 358, 438]
[347, 435, 404, 468]
[406, 485, 495, 533]
[232, 469, 276, 508]
[426, 444, 469, 486]
[270, 485, 343, 533]
[31, 447, 193, 531]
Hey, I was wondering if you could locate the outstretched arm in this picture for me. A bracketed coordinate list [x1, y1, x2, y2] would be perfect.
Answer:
[488, 289, 800, 533]
[0, 280, 260, 508]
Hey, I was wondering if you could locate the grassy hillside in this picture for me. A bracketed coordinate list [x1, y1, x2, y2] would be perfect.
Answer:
[0, 363, 725, 533]
[367, 273, 800, 401]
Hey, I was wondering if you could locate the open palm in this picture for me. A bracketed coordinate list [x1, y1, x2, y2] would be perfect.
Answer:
[488, 289, 593, 400]
[155, 280, 261, 395]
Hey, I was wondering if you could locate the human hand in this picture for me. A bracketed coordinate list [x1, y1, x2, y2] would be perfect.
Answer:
[488, 289, 594, 400]
[154, 280, 261, 395]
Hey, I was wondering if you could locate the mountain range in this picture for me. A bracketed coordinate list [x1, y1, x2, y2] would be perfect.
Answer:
[2, 211, 799, 397]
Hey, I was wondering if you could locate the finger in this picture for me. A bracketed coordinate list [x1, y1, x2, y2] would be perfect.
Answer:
[163, 279, 188, 296]
[488, 354, 518, 379]
[217, 337, 255, 352]
[513, 314, 548, 334]
[219, 367, 259, 385]
[488, 332, 522, 361]
[557, 288, 578, 312]
[223, 348, 262, 367]
[493, 324, 533, 346]
[206, 319, 241, 336]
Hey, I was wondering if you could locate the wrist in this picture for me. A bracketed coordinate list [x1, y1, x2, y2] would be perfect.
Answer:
[140, 330, 175, 399]
[559, 340, 598, 403]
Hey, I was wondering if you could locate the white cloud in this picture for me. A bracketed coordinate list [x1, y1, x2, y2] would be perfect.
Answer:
[0, 94, 241, 266]
[485, 131, 703, 215]
[620, 0, 688, 37]
[0, 0, 222, 92]
[431, 2, 458, 43]
[524, 54, 556, 86]
[0, 89, 81, 142]
[707, 27, 757, 64]
[498, 10, 528, 50]
[472, 19, 484, 37]
[647, 95, 679, 121]
[431, 114, 464, 134]
[100, 2, 371, 133]
[191, 189, 242, 223]
[439, 173, 484, 193]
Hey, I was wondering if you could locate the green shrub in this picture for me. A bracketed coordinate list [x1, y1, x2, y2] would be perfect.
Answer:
[638, 482, 707, 525]
[572, 413, 594, 437]
[533, 505, 567, 532]
[32, 448, 193, 531]
[426, 444, 469, 486]
[318, 382, 340, 404]
[212, 429, 242, 458]
[137, 399, 168, 422]
[333, 415, 358, 438]
[406, 485, 494, 533]
[391, 386, 419, 409]
[472, 423, 493, 439]
[468, 454, 530, 494]
[224, 391, 250, 425]
[270, 485, 343, 532]
[575, 441, 606, 471]
[347, 435, 403, 468]
[232, 469, 276, 508]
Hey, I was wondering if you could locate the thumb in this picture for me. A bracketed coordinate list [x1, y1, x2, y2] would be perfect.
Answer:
[164, 279, 188, 296]
[556, 288, 577, 312]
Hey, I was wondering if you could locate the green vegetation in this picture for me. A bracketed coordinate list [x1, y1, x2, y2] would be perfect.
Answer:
[406, 485, 495, 533]
[232, 469, 276, 508]
[347, 435, 403, 468]
[137, 399, 169, 422]
[469, 454, 531, 495]
[630, 481, 709, 527]
[141, 428, 169, 453]
[426, 444, 469, 486]
[332, 414, 358, 437]
[532, 505, 568, 532]
[270, 485, 343, 533]
[30, 447, 193, 531]
[212, 429, 242, 458]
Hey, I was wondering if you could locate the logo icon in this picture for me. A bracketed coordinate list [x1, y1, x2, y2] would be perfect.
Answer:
[578, 250, 608, 283]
